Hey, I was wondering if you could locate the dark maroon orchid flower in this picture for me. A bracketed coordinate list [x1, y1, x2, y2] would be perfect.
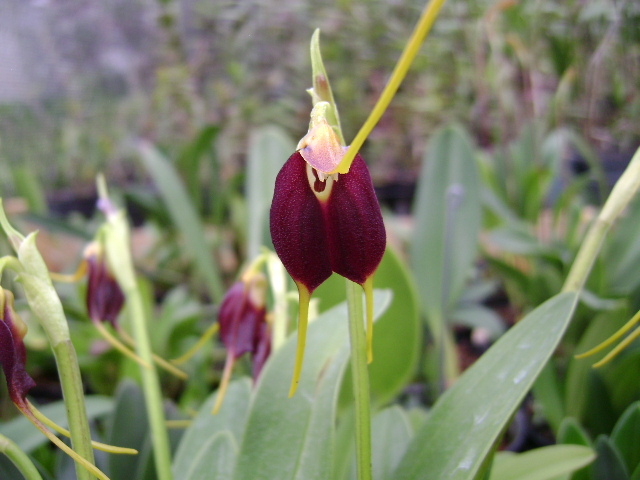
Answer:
[84, 242, 125, 328]
[0, 289, 36, 410]
[213, 272, 270, 414]
[270, 119, 386, 396]
[0, 288, 138, 478]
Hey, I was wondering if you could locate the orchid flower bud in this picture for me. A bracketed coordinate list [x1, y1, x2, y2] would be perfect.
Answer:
[84, 241, 125, 328]
[0, 289, 36, 410]
[212, 272, 270, 414]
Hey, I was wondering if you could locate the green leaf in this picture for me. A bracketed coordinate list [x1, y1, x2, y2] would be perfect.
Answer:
[0, 396, 114, 453]
[591, 436, 629, 480]
[557, 418, 592, 447]
[184, 431, 237, 480]
[557, 418, 592, 480]
[245, 126, 295, 259]
[107, 381, 149, 480]
[611, 402, 640, 474]
[532, 363, 566, 433]
[371, 407, 413, 480]
[565, 310, 628, 421]
[233, 291, 392, 480]
[411, 124, 482, 322]
[177, 124, 220, 212]
[315, 247, 420, 406]
[392, 291, 579, 480]
[489, 445, 595, 480]
[138, 142, 224, 300]
[173, 379, 252, 479]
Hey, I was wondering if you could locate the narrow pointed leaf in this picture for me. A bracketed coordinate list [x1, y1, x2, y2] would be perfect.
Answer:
[393, 291, 579, 480]
[138, 142, 224, 300]
[489, 445, 595, 480]
[411, 124, 482, 322]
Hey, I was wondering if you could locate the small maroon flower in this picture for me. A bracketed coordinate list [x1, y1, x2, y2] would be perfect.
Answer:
[270, 119, 386, 396]
[213, 272, 270, 414]
[0, 289, 36, 410]
[84, 242, 125, 328]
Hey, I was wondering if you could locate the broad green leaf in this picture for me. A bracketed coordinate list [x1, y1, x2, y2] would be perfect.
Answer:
[392, 291, 579, 480]
[557, 418, 592, 447]
[557, 418, 592, 480]
[315, 247, 420, 406]
[173, 379, 252, 479]
[246, 126, 295, 259]
[233, 291, 392, 480]
[138, 142, 223, 300]
[371, 407, 413, 480]
[591, 436, 629, 480]
[107, 381, 149, 480]
[0, 396, 113, 453]
[410, 124, 482, 322]
[184, 431, 237, 480]
[532, 363, 565, 433]
[611, 402, 640, 474]
[489, 445, 595, 480]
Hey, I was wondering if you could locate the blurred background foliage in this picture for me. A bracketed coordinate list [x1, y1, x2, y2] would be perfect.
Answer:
[1, 0, 639, 196]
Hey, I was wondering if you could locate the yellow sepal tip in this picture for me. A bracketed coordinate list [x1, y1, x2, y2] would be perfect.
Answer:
[289, 283, 311, 398]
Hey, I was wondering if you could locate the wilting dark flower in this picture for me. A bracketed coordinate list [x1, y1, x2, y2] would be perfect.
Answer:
[82, 242, 186, 379]
[213, 272, 270, 414]
[0, 289, 36, 410]
[270, 119, 386, 396]
[84, 242, 125, 328]
[0, 289, 136, 479]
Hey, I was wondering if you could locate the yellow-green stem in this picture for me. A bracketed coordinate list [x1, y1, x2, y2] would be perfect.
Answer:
[0, 433, 43, 480]
[53, 340, 97, 480]
[334, 0, 448, 174]
[346, 279, 372, 480]
[563, 146, 640, 293]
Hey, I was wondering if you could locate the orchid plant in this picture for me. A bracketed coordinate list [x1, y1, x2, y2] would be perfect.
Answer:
[1, 0, 640, 479]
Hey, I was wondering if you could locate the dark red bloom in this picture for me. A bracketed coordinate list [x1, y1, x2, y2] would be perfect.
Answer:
[213, 274, 270, 413]
[218, 279, 269, 365]
[84, 243, 124, 327]
[270, 151, 386, 293]
[0, 289, 36, 409]
[269, 129, 386, 396]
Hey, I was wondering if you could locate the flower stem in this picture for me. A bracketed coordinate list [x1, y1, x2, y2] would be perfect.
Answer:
[120, 280, 173, 480]
[0, 433, 43, 480]
[98, 177, 173, 480]
[563, 145, 640, 293]
[334, 0, 448, 174]
[52, 340, 97, 480]
[346, 279, 372, 480]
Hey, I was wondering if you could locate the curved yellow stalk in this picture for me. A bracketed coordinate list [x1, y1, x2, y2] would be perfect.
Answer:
[212, 352, 235, 415]
[575, 309, 640, 368]
[27, 401, 138, 455]
[331, 0, 448, 174]
[93, 321, 152, 369]
[21, 404, 110, 480]
[289, 283, 311, 398]
[117, 329, 188, 379]
[49, 261, 87, 283]
[170, 322, 220, 366]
